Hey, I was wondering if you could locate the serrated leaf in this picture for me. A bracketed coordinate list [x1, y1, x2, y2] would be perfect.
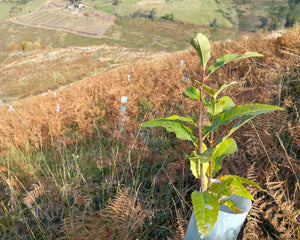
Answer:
[211, 138, 237, 177]
[209, 181, 231, 196]
[187, 144, 209, 179]
[199, 147, 214, 163]
[204, 104, 284, 134]
[214, 82, 238, 99]
[220, 175, 262, 200]
[195, 80, 216, 96]
[214, 96, 236, 116]
[165, 115, 197, 128]
[222, 199, 242, 213]
[142, 118, 197, 146]
[222, 115, 256, 141]
[203, 98, 215, 118]
[205, 96, 235, 121]
[190, 33, 211, 69]
[223, 175, 262, 190]
[190, 159, 209, 181]
[192, 191, 219, 237]
[185, 86, 200, 101]
[207, 52, 263, 78]
[242, 51, 264, 58]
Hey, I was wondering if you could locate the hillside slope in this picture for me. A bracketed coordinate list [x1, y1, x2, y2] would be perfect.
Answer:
[0, 26, 299, 152]
[0, 45, 163, 103]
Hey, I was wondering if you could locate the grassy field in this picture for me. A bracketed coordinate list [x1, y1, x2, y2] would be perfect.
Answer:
[0, 0, 45, 19]
[0, 19, 238, 52]
[0, 3, 15, 21]
[162, 0, 233, 27]
[8, 0, 116, 39]
[18, 0, 45, 15]
[104, 18, 238, 51]
[0, 26, 299, 239]
[95, 0, 234, 27]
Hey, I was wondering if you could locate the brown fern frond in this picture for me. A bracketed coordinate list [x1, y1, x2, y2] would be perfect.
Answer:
[265, 180, 286, 202]
[243, 195, 266, 240]
[288, 122, 300, 149]
[61, 184, 91, 207]
[265, 205, 293, 238]
[222, 149, 252, 178]
[261, 172, 300, 239]
[23, 181, 45, 208]
[279, 201, 300, 224]
[174, 211, 188, 240]
[61, 187, 153, 239]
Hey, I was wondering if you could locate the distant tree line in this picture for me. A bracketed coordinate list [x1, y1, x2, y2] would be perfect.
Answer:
[267, 0, 299, 30]
[8, 41, 42, 51]
[285, 0, 300, 27]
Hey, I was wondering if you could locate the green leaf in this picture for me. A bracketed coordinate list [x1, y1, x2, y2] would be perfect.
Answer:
[242, 51, 264, 58]
[200, 147, 214, 163]
[214, 96, 236, 116]
[195, 80, 216, 96]
[214, 82, 238, 99]
[222, 115, 256, 141]
[223, 175, 262, 190]
[187, 144, 209, 179]
[209, 181, 231, 196]
[203, 98, 215, 118]
[142, 118, 197, 146]
[165, 115, 197, 128]
[189, 158, 209, 181]
[222, 199, 242, 213]
[192, 191, 219, 237]
[211, 138, 237, 177]
[220, 175, 262, 200]
[205, 96, 235, 119]
[185, 86, 200, 101]
[190, 33, 211, 69]
[204, 104, 284, 134]
[207, 52, 264, 78]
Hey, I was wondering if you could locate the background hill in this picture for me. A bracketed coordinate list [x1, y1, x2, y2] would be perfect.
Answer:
[0, 0, 298, 51]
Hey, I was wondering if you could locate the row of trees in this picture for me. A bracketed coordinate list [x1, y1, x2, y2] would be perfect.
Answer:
[8, 41, 42, 51]
[260, 0, 299, 30]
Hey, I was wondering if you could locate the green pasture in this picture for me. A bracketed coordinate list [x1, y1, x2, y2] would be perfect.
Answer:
[0, 0, 45, 20]
[93, 0, 234, 27]
[92, 0, 141, 14]
[0, 3, 14, 21]
[163, 0, 233, 27]
[20, 0, 45, 15]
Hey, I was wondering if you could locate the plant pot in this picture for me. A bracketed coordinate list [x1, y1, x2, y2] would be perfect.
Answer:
[184, 194, 252, 240]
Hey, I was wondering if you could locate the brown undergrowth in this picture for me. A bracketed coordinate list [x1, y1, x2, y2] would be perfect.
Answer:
[0, 25, 299, 239]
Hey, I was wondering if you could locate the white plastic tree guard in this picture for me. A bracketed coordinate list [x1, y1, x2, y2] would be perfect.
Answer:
[184, 194, 252, 240]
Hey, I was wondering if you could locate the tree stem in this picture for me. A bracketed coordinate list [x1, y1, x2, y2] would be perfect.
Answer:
[208, 131, 214, 189]
[199, 69, 206, 192]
